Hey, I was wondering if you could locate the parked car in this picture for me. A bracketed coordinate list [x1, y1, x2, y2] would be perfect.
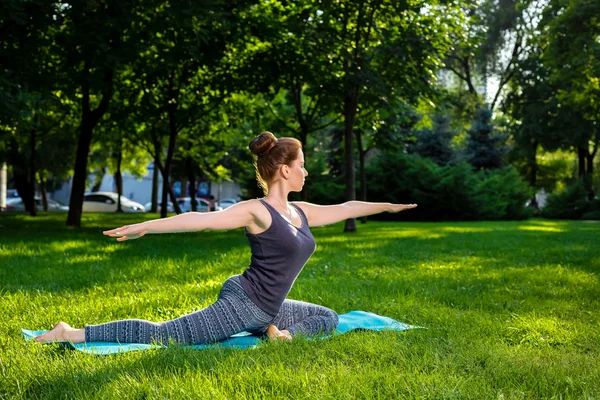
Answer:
[177, 197, 223, 213]
[143, 201, 175, 213]
[83, 192, 146, 213]
[217, 198, 238, 209]
[3, 197, 68, 212]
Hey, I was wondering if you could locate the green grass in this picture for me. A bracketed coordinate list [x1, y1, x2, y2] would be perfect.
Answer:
[1, 214, 599, 399]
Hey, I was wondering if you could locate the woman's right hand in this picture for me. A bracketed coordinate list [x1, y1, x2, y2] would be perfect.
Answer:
[103, 224, 148, 241]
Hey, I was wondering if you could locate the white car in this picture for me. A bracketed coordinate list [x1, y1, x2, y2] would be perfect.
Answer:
[143, 201, 175, 213]
[177, 197, 223, 213]
[218, 198, 238, 209]
[3, 197, 68, 212]
[83, 192, 146, 213]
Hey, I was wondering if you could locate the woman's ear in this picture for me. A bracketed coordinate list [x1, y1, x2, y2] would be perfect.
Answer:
[280, 164, 290, 180]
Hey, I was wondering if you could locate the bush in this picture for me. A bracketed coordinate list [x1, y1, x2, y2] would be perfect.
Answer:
[582, 208, 600, 220]
[305, 174, 346, 204]
[541, 180, 595, 219]
[428, 161, 480, 220]
[473, 167, 533, 220]
[366, 152, 456, 220]
[366, 152, 531, 221]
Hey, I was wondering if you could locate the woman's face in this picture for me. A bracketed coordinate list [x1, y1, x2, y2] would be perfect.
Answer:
[288, 150, 308, 191]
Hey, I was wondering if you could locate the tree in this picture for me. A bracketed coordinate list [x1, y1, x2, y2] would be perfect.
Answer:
[229, 1, 341, 200]
[52, 1, 148, 227]
[317, 0, 460, 232]
[542, 0, 600, 199]
[464, 107, 510, 170]
[409, 113, 457, 166]
[443, 0, 535, 112]
[503, 38, 565, 207]
[0, 0, 61, 215]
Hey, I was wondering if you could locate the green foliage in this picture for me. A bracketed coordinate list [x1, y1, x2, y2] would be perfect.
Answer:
[366, 152, 530, 221]
[408, 113, 457, 166]
[543, 0, 600, 122]
[429, 160, 481, 220]
[464, 108, 510, 170]
[582, 206, 600, 221]
[3, 0, 599, 223]
[473, 167, 533, 220]
[542, 180, 600, 220]
[535, 150, 577, 193]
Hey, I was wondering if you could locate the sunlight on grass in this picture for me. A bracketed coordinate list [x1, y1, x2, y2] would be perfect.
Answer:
[439, 227, 494, 233]
[49, 240, 96, 253]
[518, 226, 566, 233]
[0, 242, 39, 257]
[527, 220, 571, 227]
[504, 313, 575, 347]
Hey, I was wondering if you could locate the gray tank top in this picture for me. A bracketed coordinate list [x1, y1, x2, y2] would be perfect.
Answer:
[240, 199, 316, 316]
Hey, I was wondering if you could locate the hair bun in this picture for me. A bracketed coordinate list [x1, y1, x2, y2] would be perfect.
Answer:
[249, 131, 277, 157]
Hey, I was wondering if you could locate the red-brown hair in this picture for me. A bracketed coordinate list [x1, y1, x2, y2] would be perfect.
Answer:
[249, 131, 302, 195]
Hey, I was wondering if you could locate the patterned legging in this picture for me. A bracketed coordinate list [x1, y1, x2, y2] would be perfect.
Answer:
[85, 275, 338, 345]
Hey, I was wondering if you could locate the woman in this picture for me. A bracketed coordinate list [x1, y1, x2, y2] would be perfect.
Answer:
[35, 132, 417, 345]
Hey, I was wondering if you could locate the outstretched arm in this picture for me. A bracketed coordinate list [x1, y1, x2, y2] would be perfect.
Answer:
[293, 201, 417, 227]
[103, 200, 256, 241]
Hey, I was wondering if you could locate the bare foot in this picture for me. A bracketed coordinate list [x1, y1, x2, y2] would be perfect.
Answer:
[266, 325, 292, 342]
[34, 322, 85, 344]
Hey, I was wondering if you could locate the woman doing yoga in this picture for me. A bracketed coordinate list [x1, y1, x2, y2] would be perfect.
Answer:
[35, 131, 417, 345]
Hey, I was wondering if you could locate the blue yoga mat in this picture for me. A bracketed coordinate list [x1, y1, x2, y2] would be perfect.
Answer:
[22, 310, 423, 356]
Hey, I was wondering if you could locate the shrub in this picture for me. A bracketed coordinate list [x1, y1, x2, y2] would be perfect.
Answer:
[366, 152, 531, 221]
[541, 180, 593, 219]
[429, 161, 479, 220]
[473, 167, 533, 220]
[582, 208, 600, 220]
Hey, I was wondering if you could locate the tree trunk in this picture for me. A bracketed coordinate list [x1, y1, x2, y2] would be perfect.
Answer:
[343, 96, 357, 233]
[115, 140, 123, 213]
[578, 147, 586, 177]
[291, 81, 311, 202]
[13, 169, 33, 211]
[300, 133, 309, 202]
[160, 171, 169, 218]
[1, 163, 6, 210]
[161, 74, 179, 218]
[577, 146, 595, 200]
[91, 167, 106, 192]
[39, 172, 48, 212]
[151, 154, 159, 213]
[67, 66, 113, 227]
[67, 120, 94, 227]
[586, 143, 597, 200]
[186, 155, 197, 212]
[155, 156, 182, 215]
[28, 125, 37, 216]
[529, 141, 539, 209]
[149, 121, 181, 216]
[7, 137, 33, 211]
[355, 130, 367, 224]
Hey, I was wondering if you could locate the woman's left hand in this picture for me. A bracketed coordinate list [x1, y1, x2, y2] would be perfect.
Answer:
[389, 204, 418, 213]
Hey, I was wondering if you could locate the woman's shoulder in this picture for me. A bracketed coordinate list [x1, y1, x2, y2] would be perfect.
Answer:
[289, 201, 314, 213]
[240, 198, 265, 208]
[239, 198, 272, 233]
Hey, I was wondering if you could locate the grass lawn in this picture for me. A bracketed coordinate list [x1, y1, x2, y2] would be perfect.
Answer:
[0, 213, 599, 399]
